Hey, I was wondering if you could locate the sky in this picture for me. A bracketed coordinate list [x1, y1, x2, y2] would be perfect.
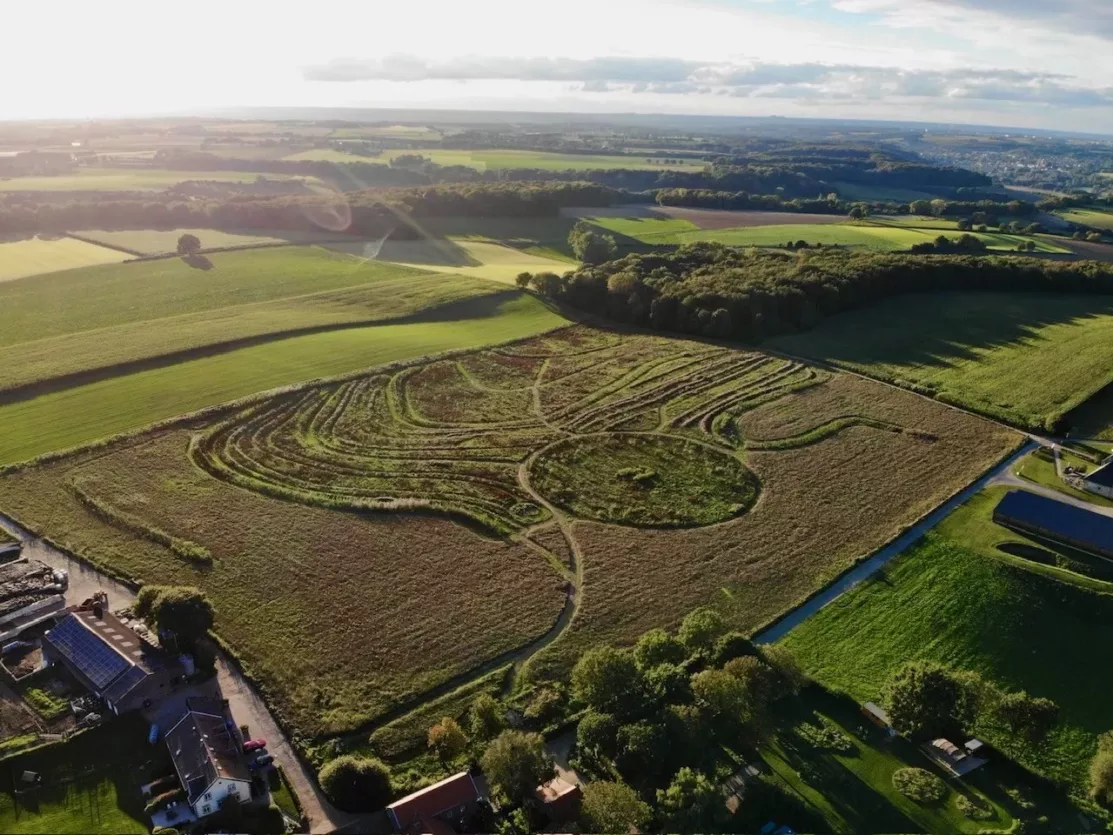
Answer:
[4, 0, 1113, 132]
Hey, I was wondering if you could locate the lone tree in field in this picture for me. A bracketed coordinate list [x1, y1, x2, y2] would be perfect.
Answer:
[581, 781, 651, 833]
[134, 586, 213, 646]
[480, 730, 554, 803]
[176, 233, 202, 256]
[428, 716, 468, 765]
[318, 755, 392, 813]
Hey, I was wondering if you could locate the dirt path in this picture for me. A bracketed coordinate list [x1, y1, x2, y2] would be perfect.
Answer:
[0, 510, 355, 834]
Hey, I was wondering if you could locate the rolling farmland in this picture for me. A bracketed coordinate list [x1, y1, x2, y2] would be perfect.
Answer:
[1056, 208, 1113, 231]
[330, 237, 575, 284]
[73, 228, 290, 255]
[771, 291, 1113, 430]
[0, 236, 127, 282]
[0, 246, 511, 396]
[0, 327, 1017, 749]
[0, 293, 563, 466]
[0, 168, 308, 192]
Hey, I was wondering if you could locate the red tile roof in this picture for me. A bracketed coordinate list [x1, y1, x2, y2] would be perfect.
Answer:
[386, 772, 479, 832]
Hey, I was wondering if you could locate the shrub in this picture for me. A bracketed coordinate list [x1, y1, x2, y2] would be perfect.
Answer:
[994, 691, 1060, 741]
[956, 793, 995, 820]
[428, 716, 468, 763]
[1090, 732, 1113, 807]
[469, 693, 504, 741]
[796, 715, 854, 754]
[892, 768, 947, 804]
[318, 755, 392, 813]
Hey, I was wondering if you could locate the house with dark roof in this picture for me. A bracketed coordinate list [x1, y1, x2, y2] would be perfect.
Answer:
[386, 771, 482, 834]
[166, 697, 252, 819]
[1082, 460, 1113, 500]
[42, 598, 181, 714]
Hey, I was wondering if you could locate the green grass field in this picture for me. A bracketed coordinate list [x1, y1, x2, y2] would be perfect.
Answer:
[782, 498, 1113, 793]
[379, 149, 705, 172]
[1056, 208, 1113, 231]
[280, 149, 388, 164]
[0, 293, 565, 465]
[0, 718, 155, 834]
[328, 237, 574, 284]
[0, 237, 126, 282]
[770, 291, 1113, 430]
[73, 228, 288, 255]
[833, 182, 939, 202]
[582, 217, 1066, 254]
[0, 246, 511, 395]
[0, 167, 305, 192]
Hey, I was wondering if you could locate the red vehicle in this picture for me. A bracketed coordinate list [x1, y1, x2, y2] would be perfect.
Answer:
[243, 738, 267, 753]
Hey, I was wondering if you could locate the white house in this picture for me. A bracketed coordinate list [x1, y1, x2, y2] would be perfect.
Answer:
[166, 698, 252, 818]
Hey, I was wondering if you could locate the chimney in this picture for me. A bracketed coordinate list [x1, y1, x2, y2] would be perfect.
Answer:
[93, 602, 103, 619]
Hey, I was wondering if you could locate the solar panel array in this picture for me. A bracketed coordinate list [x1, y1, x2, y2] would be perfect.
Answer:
[994, 489, 1113, 556]
[45, 615, 130, 690]
[103, 664, 148, 703]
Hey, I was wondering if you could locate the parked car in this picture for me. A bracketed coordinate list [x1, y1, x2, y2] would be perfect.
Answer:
[243, 738, 267, 753]
[250, 753, 275, 769]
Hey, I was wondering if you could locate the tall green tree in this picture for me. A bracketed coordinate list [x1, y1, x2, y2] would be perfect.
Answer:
[481, 731, 554, 803]
[657, 767, 729, 833]
[634, 628, 686, 669]
[318, 755, 392, 813]
[428, 716, 468, 765]
[571, 646, 644, 719]
[882, 661, 973, 740]
[134, 586, 213, 645]
[469, 693, 504, 741]
[678, 607, 727, 657]
[580, 781, 651, 832]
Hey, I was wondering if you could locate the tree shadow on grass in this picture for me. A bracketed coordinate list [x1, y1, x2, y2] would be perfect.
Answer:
[182, 253, 214, 270]
[779, 291, 1113, 374]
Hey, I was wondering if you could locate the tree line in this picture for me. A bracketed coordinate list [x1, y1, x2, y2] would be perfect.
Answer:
[0, 181, 620, 237]
[518, 243, 1113, 429]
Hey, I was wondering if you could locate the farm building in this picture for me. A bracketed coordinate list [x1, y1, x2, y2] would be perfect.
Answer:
[386, 770, 483, 834]
[0, 557, 67, 642]
[992, 489, 1113, 558]
[1082, 460, 1113, 499]
[922, 738, 988, 777]
[535, 776, 582, 821]
[42, 595, 183, 714]
[166, 697, 253, 819]
[861, 702, 896, 736]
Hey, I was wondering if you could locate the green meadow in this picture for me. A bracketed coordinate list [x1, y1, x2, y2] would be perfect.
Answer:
[0, 237, 126, 282]
[0, 293, 565, 465]
[771, 291, 1113, 430]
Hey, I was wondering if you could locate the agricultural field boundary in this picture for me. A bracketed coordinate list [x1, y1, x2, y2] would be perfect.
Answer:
[0, 290, 526, 407]
[754, 439, 1031, 644]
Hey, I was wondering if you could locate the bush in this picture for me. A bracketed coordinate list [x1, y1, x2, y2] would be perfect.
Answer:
[577, 711, 619, 761]
[796, 716, 854, 754]
[956, 793, 995, 820]
[882, 661, 972, 740]
[481, 730, 554, 803]
[712, 631, 755, 665]
[633, 628, 686, 669]
[469, 693, 504, 741]
[318, 755, 393, 813]
[581, 781, 650, 832]
[892, 768, 947, 804]
[1090, 732, 1113, 807]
